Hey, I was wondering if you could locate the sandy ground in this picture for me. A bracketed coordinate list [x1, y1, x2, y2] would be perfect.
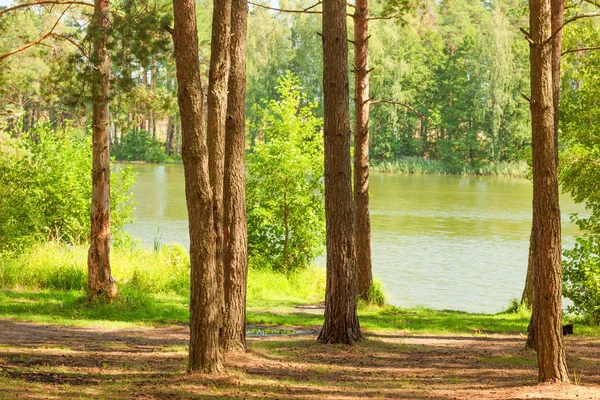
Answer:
[0, 320, 599, 399]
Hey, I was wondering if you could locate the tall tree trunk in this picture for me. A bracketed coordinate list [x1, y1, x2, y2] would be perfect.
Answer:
[524, 224, 536, 350]
[525, 0, 564, 354]
[88, 0, 117, 301]
[528, 0, 569, 382]
[176, 120, 182, 155]
[166, 115, 175, 156]
[283, 189, 289, 270]
[171, 0, 223, 373]
[353, 0, 373, 301]
[318, 0, 362, 345]
[551, 0, 563, 161]
[522, 225, 534, 307]
[222, 0, 249, 352]
[207, 0, 232, 343]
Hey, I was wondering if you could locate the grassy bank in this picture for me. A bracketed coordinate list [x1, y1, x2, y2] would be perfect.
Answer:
[371, 157, 528, 177]
[1, 242, 598, 336]
[0, 242, 325, 309]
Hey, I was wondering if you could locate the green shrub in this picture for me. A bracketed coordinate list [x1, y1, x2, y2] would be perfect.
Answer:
[247, 72, 325, 272]
[563, 214, 600, 324]
[560, 143, 600, 323]
[113, 130, 167, 163]
[0, 126, 135, 254]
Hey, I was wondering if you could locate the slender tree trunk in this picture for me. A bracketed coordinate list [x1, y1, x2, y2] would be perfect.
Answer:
[551, 0, 563, 161]
[353, 0, 373, 301]
[171, 0, 223, 373]
[522, 225, 534, 307]
[222, 0, 249, 352]
[176, 120, 182, 155]
[207, 0, 232, 344]
[283, 190, 289, 270]
[528, 0, 569, 382]
[88, 0, 117, 301]
[166, 115, 175, 156]
[524, 224, 537, 350]
[318, 0, 362, 345]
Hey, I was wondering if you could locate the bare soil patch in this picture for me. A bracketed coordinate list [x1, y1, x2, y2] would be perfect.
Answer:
[0, 319, 599, 399]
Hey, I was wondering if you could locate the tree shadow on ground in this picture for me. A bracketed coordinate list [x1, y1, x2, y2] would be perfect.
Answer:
[0, 320, 599, 399]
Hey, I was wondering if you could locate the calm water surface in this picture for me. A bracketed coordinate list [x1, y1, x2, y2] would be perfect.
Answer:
[119, 163, 585, 313]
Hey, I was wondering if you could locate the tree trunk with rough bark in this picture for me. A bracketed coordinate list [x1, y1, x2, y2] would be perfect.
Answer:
[222, 0, 249, 352]
[207, 0, 232, 343]
[522, 225, 534, 309]
[318, 0, 362, 345]
[524, 0, 565, 356]
[171, 0, 223, 373]
[528, 0, 569, 382]
[88, 0, 117, 301]
[524, 224, 537, 350]
[353, 0, 373, 301]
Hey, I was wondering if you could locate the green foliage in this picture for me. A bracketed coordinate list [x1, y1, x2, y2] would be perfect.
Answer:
[0, 125, 135, 254]
[561, 145, 600, 323]
[560, 21, 600, 324]
[247, 72, 325, 272]
[113, 130, 167, 163]
[563, 227, 600, 323]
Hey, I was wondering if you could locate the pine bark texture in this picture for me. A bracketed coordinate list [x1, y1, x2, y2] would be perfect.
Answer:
[318, 0, 362, 345]
[525, 224, 537, 350]
[207, 0, 232, 335]
[222, 0, 249, 352]
[172, 0, 223, 373]
[88, 0, 117, 301]
[522, 225, 534, 308]
[353, 0, 373, 301]
[528, 0, 569, 382]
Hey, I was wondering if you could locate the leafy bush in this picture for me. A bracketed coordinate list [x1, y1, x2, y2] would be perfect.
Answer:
[247, 72, 325, 272]
[113, 130, 167, 163]
[561, 145, 600, 323]
[0, 125, 135, 254]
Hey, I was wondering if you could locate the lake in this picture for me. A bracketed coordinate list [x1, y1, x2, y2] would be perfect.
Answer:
[119, 163, 586, 314]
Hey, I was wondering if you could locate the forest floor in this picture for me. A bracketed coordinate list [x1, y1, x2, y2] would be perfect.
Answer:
[1, 318, 600, 400]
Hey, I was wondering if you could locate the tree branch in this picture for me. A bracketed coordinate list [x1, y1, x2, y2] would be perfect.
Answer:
[564, 11, 600, 25]
[0, 32, 53, 62]
[247, 1, 322, 14]
[370, 99, 430, 122]
[367, 16, 393, 20]
[582, 0, 600, 7]
[546, 11, 600, 45]
[50, 32, 88, 58]
[562, 45, 600, 55]
[0, 0, 93, 17]
[520, 28, 535, 45]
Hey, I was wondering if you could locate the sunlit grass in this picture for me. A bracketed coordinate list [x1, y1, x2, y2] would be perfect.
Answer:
[1, 241, 599, 337]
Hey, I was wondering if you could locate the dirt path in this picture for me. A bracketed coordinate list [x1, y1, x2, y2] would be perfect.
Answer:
[0, 319, 599, 399]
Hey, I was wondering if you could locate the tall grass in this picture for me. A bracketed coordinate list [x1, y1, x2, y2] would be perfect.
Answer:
[371, 157, 528, 177]
[0, 242, 327, 306]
